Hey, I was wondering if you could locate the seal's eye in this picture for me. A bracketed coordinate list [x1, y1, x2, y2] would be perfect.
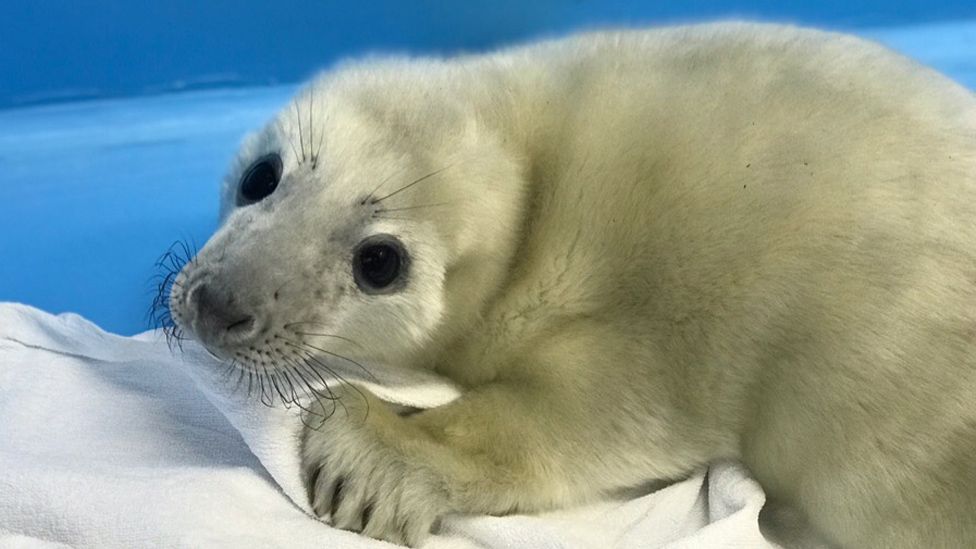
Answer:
[237, 153, 282, 206]
[353, 234, 409, 293]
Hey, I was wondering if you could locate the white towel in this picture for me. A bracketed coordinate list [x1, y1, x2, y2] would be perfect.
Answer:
[0, 303, 782, 548]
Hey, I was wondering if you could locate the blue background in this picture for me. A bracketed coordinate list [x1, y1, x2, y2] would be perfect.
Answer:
[4, 1, 976, 108]
[1, 1, 975, 335]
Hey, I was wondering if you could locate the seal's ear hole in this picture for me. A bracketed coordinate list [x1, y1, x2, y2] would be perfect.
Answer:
[353, 234, 409, 294]
[237, 153, 283, 206]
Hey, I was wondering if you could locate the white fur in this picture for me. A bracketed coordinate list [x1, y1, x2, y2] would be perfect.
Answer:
[172, 22, 976, 548]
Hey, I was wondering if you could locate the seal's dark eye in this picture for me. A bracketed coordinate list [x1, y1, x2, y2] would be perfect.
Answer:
[237, 153, 282, 206]
[353, 235, 409, 293]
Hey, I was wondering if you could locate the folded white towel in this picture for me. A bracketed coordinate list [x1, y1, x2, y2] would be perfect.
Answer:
[0, 303, 781, 548]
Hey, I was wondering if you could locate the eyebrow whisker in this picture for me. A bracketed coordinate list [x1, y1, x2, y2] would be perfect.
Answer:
[371, 164, 454, 203]
[294, 99, 306, 163]
[374, 201, 454, 213]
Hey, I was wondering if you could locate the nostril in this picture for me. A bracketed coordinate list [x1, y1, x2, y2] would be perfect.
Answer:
[225, 316, 255, 335]
[193, 284, 219, 314]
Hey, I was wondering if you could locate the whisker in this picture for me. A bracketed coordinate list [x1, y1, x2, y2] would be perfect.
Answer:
[287, 356, 336, 404]
[153, 252, 174, 270]
[370, 216, 421, 222]
[374, 201, 454, 213]
[296, 348, 368, 419]
[178, 240, 192, 264]
[284, 321, 337, 329]
[258, 369, 274, 407]
[292, 331, 360, 344]
[284, 342, 358, 391]
[280, 353, 337, 425]
[307, 89, 316, 170]
[370, 164, 454, 203]
[294, 99, 306, 163]
[165, 250, 184, 273]
[147, 238, 194, 354]
[278, 118, 302, 165]
[276, 358, 306, 403]
[276, 365, 302, 408]
[268, 371, 291, 407]
[291, 354, 341, 426]
[313, 84, 325, 169]
[231, 359, 248, 393]
[281, 344, 341, 407]
[287, 339, 377, 382]
[295, 353, 336, 400]
[283, 326, 363, 348]
[218, 358, 238, 383]
[363, 170, 403, 204]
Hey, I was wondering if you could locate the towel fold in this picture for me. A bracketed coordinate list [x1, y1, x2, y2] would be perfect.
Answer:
[0, 303, 780, 548]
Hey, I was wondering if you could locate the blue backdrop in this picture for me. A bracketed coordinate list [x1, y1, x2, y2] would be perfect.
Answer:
[4, 1, 976, 108]
[1, 1, 975, 335]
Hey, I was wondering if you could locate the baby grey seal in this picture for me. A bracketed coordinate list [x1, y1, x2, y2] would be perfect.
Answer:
[168, 22, 976, 548]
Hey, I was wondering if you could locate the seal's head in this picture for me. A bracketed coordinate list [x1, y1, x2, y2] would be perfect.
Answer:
[168, 63, 525, 384]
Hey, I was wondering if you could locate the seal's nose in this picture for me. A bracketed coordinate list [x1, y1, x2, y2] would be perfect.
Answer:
[189, 282, 261, 348]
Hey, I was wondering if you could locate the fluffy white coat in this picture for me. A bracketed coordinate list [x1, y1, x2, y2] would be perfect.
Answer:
[171, 22, 976, 548]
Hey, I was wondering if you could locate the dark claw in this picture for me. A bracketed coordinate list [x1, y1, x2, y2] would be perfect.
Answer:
[331, 478, 345, 514]
[307, 465, 323, 505]
[361, 502, 374, 530]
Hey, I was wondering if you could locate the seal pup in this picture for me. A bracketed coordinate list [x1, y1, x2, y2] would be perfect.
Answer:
[167, 22, 976, 548]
